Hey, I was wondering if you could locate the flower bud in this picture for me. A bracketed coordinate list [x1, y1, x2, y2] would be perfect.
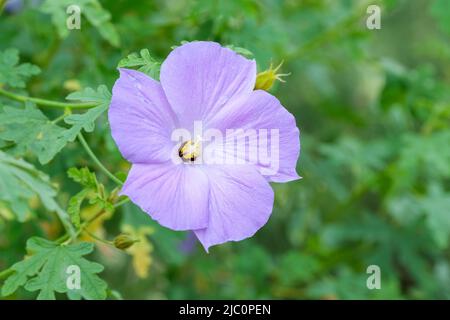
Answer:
[63, 79, 82, 92]
[113, 233, 139, 250]
[254, 61, 290, 91]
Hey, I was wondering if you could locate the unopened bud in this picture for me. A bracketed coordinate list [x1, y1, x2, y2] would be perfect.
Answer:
[63, 79, 82, 92]
[254, 61, 290, 91]
[113, 233, 139, 250]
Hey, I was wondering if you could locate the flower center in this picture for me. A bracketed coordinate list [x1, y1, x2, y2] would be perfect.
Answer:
[178, 139, 201, 162]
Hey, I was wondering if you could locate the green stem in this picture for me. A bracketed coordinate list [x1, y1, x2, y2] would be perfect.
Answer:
[54, 206, 77, 240]
[0, 268, 14, 281]
[0, 88, 97, 109]
[51, 111, 69, 124]
[77, 133, 124, 186]
[85, 209, 108, 226]
[114, 197, 130, 208]
[56, 234, 70, 244]
[84, 229, 114, 246]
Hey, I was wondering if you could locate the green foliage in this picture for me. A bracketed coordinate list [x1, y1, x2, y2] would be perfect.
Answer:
[0, 150, 59, 221]
[117, 49, 161, 80]
[67, 167, 98, 188]
[67, 189, 86, 229]
[40, 0, 120, 47]
[0, 84, 110, 164]
[64, 85, 111, 139]
[67, 167, 115, 229]
[430, 0, 450, 35]
[0, 49, 40, 88]
[0, 103, 69, 164]
[1, 237, 107, 300]
[1, 0, 450, 300]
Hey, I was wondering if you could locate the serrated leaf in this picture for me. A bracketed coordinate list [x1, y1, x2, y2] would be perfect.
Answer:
[67, 189, 88, 229]
[66, 85, 111, 104]
[67, 167, 100, 225]
[118, 49, 161, 79]
[63, 85, 111, 139]
[0, 85, 110, 164]
[67, 167, 98, 190]
[0, 48, 40, 88]
[0, 103, 70, 164]
[67, 167, 113, 216]
[2, 237, 107, 300]
[0, 151, 60, 221]
[40, 0, 120, 47]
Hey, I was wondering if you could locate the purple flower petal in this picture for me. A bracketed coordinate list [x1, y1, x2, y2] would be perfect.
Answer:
[109, 41, 302, 251]
[194, 165, 274, 252]
[121, 162, 209, 230]
[208, 90, 301, 182]
[109, 68, 178, 164]
[160, 41, 256, 130]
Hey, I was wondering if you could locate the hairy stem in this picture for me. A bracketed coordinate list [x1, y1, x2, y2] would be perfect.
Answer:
[0, 88, 97, 109]
[77, 133, 124, 186]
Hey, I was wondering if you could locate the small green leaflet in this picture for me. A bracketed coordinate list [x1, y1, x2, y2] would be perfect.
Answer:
[118, 49, 161, 80]
[1, 237, 107, 300]
[40, 0, 120, 47]
[0, 151, 60, 221]
[67, 167, 115, 230]
[67, 167, 97, 229]
[64, 85, 111, 140]
[170, 40, 190, 50]
[0, 103, 69, 164]
[67, 189, 87, 229]
[67, 167, 99, 189]
[0, 49, 40, 88]
[225, 44, 254, 59]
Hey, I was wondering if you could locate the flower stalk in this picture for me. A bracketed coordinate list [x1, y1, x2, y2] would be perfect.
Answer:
[0, 87, 97, 109]
[77, 133, 124, 186]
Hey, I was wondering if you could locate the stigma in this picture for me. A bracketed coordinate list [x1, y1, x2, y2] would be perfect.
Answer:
[178, 139, 201, 162]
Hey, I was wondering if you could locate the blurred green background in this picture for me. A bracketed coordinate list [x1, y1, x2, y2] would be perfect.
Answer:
[1, 0, 450, 299]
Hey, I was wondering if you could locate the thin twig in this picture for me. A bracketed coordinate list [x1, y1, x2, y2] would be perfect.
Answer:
[77, 133, 124, 186]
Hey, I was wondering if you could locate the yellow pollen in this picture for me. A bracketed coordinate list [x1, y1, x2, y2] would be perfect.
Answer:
[178, 139, 201, 162]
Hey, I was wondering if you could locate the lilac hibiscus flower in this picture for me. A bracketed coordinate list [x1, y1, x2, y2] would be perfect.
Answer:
[109, 41, 300, 251]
